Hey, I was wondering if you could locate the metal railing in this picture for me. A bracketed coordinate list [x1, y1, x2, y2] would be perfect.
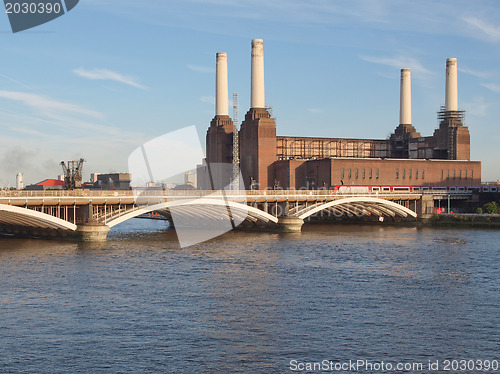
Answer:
[0, 189, 423, 199]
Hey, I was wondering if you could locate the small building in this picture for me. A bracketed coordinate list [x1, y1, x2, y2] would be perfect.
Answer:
[184, 171, 197, 188]
[90, 173, 100, 183]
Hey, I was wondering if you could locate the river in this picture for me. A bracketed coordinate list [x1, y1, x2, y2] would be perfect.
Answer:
[1, 220, 499, 373]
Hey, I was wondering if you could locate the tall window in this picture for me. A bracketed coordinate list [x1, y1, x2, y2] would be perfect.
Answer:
[415, 169, 419, 179]
[409, 169, 412, 179]
[341, 168, 344, 178]
[422, 170, 425, 180]
[396, 169, 399, 179]
[369, 169, 373, 179]
[362, 168, 365, 179]
[403, 169, 406, 179]
[355, 169, 359, 179]
[376, 169, 379, 179]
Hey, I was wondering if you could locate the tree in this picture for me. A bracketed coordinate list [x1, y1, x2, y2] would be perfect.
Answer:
[482, 201, 500, 214]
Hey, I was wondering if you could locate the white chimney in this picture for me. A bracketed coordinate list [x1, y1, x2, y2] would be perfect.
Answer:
[445, 58, 458, 111]
[215, 52, 229, 116]
[251, 39, 265, 109]
[16, 172, 23, 190]
[400, 68, 411, 125]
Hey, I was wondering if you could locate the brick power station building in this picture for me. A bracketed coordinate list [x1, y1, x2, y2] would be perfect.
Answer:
[200, 39, 481, 190]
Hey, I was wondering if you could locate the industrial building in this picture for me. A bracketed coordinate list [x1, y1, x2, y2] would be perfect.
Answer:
[200, 39, 481, 190]
[91, 173, 132, 190]
[25, 179, 66, 191]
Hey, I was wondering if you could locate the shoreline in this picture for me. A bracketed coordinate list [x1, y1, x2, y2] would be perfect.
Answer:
[420, 213, 500, 228]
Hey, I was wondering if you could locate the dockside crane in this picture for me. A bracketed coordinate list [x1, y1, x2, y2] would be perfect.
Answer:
[60, 158, 85, 190]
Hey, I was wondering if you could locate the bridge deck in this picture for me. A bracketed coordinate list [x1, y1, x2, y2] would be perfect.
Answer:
[1, 189, 473, 240]
[0, 189, 423, 206]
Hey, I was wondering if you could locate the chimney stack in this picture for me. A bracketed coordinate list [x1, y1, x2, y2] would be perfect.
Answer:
[399, 69, 411, 125]
[215, 52, 229, 116]
[445, 58, 458, 112]
[251, 39, 265, 109]
[16, 172, 23, 190]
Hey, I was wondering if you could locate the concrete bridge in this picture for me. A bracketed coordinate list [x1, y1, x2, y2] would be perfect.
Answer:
[0, 189, 462, 241]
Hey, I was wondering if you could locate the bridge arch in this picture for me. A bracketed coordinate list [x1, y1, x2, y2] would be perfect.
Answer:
[297, 197, 417, 220]
[106, 198, 278, 228]
[0, 204, 77, 231]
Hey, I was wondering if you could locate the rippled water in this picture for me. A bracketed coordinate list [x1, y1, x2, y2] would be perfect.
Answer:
[1, 220, 499, 373]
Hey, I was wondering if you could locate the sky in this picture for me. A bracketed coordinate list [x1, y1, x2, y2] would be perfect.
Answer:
[0, 0, 499, 186]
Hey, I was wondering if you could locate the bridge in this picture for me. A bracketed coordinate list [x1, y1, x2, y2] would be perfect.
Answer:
[0, 189, 466, 242]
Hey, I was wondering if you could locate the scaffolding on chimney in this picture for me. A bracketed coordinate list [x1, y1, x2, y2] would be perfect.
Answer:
[437, 106, 466, 160]
[232, 92, 240, 189]
[437, 106, 465, 126]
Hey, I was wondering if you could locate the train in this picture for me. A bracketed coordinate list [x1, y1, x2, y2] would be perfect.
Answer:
[330, 184, 499, 194]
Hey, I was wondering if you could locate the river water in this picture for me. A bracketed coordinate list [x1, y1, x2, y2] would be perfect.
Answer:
[0, 220, 499, 373]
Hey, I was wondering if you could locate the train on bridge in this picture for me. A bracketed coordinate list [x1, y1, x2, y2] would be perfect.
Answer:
[330, 184, 499, 195]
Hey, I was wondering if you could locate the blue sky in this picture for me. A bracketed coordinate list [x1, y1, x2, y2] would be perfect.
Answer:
[0, 0, 499, 186]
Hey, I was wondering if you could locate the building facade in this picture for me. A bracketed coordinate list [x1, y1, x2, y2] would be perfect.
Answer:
[202, 41, 480, 190]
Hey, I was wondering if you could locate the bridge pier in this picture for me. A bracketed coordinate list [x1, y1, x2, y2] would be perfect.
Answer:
[76, 223, 110, 242]
[417, 194, 434, 220]
[277, 216, 304, 233]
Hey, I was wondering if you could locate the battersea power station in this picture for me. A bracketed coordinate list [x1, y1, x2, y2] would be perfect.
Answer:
[199, 39, 481, 190]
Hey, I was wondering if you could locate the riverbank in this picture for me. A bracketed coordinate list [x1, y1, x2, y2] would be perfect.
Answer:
[423, 213, 500, 228]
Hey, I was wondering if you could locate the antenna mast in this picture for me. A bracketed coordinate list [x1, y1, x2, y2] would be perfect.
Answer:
[232, 93, 240, 190]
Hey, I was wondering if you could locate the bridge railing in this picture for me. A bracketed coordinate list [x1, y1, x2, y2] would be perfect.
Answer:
[0, 189, 242, 198]
[0, 188, 423, 200]
[0, 190, 135, 198]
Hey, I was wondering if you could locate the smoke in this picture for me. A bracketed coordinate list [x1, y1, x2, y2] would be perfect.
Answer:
[0, 148, 36, 174]
[0, 147, 59, 186]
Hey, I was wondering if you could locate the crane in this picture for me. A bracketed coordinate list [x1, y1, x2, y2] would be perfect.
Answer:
[60, 158, 85, 190]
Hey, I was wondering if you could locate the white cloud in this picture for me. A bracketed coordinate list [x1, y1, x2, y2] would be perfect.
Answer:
[0, 73, 33, 90]
[201, 95, 215, 104]
[73, 68, 146, 89]
[0, 90, 102, 118]
[481, 83, 500, 93]
[0, 91, 142, 143]
[307, 108, 323, 113]
[360, 55, 431, 76]
[462, 97, 490, 117]
[464, 16, 500, 42]
[459, 67, 492, 79]
[188, 64, 215, 73]
[85, 0, 471, 42]
[10, 127, 44, 137]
